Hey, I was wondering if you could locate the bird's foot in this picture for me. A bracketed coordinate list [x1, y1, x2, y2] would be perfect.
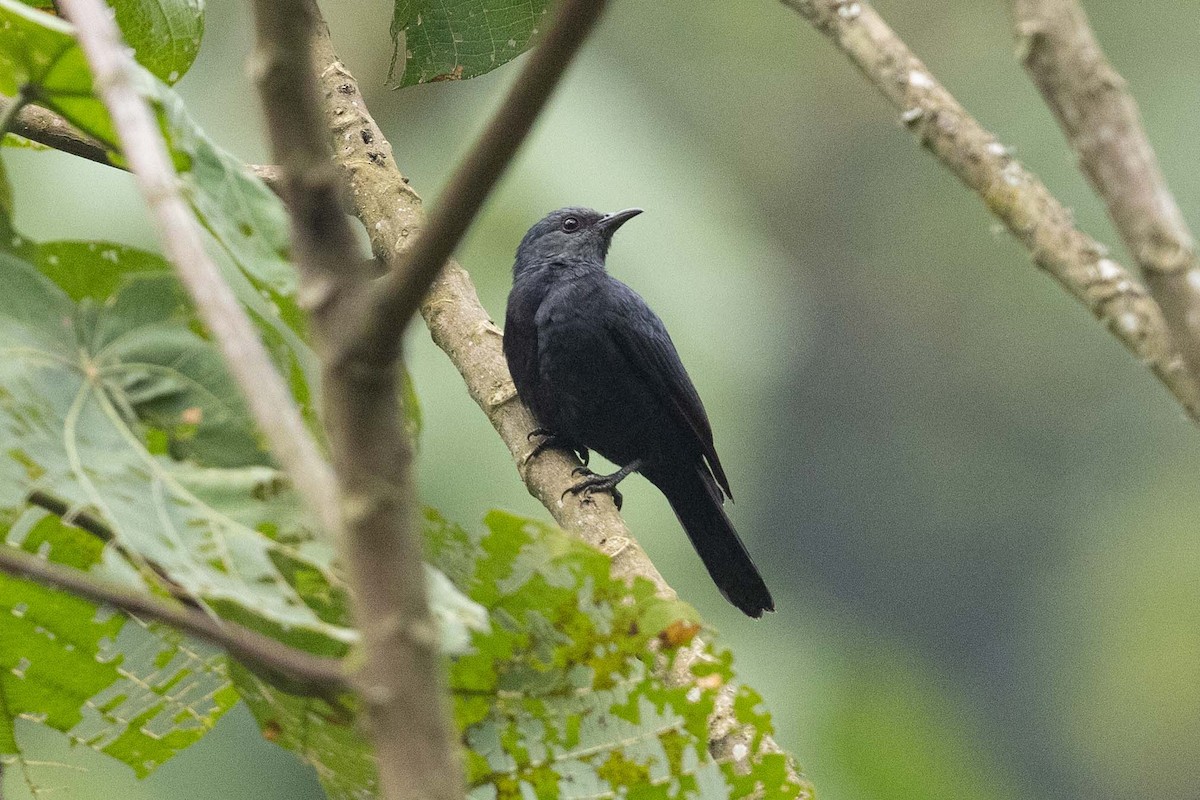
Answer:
[563, 471, 624, 511]
[561, 459, 644, 512]
[525, 429, 589, 466]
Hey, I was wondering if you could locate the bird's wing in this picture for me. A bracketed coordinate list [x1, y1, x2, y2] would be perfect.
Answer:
[606, 285, 733, 500]
[503, 283, 544, 406]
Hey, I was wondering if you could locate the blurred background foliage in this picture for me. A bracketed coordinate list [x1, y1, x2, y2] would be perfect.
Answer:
[5, 0, 1200, 798]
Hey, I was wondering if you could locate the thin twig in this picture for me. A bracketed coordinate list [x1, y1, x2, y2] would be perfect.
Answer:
[25, 490, 200, 606]
[351, 0, 610, 366]
[54, 0, 339, 537]
[782, 0, 1200, 421]
[0, 94, 281, 195]
[26, 491, 114, 544]
[0, 544, 350, 693]
[247, 1, 461, 798]
[1011, 0, 1200, 386]
[308, 15, 812, 795]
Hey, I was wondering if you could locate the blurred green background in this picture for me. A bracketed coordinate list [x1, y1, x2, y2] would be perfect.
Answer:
[6, 0, 1200, 798]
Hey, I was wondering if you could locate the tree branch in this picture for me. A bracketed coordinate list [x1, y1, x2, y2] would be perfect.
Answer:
[308, 16, 812, 795]
[53, 0, 338, 537]
[782, 0, 1200, 420]
[247, 1, 461, 798]
[0, 95, 280, 191]
[25, 490, 202, 606]
[1010, 0, 1200, 387]
[352, 0, 610, 365]
[0, 544, 350, 693]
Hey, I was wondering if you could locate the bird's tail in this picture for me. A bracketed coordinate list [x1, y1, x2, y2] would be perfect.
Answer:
[646, 464, 774, 618]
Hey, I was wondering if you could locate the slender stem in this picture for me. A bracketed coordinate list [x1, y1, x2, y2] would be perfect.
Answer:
[26, 490, 200, 606]
[781, 0, 1200, 421]
[0, 544, 350, 693]
[247, 1, 461, 798]
[1010, 0, 1200, 386]
[26, 490, 113, 543]
[54, 0, 339, 538]
[350, 0, 610, 366]
[0, 94, 281, 189]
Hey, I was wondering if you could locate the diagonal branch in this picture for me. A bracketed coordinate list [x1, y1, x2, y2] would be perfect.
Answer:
[351, 0, 610, 365]
[26, 490, 199, 606]
[782, 0, 1200, 421]
[247, 1, 460, 798]
[0, 96, 281, 189]
[53, 0, 338, 538]
[308, 15, 812, 795]
[0, 544, 350, 693]
[1010, 0, 1200, 387]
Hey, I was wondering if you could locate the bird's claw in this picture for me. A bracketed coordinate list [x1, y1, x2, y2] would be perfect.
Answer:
[562, 472, 624, 511]
[524, 429, 560, 463]
[571, 466, 593, 478]
[526, 429, 590, 467]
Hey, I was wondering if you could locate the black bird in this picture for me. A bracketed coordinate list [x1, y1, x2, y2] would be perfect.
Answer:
[503, 207, 774, 617]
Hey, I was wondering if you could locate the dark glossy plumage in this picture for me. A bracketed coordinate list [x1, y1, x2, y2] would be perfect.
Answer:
[503, 207, 774, 617]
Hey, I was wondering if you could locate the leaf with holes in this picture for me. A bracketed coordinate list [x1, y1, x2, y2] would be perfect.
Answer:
[388, 0, 551, 87]
[240, 508, 811, 800]
[0, 245, 356, 655]
[0, 510, 238, 787]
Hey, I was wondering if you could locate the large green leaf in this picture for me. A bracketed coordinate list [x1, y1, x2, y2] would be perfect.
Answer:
[107, 0, 205, 85]
[12, 0, 204, 83]
[0, 0, 317, 420]
[0, 510, 238, 788]
[0, 1, 427, 441]
[0, 246, 353, 650]
[388, 0, 551, 87]
[241, 509, 809, 800]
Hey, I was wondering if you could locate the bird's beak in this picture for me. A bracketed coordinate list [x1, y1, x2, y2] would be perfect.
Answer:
[597, 208, 643, 235]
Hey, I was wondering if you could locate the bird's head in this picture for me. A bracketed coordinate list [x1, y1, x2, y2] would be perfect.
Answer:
[513, 206, 643, 275]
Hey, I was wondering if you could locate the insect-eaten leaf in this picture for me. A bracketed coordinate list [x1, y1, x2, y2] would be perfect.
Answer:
[0, 239, 483, 783]
[0, 512, 238, 785]
[240, 508, 810, 800]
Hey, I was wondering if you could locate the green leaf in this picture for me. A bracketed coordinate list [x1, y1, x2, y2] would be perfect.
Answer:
[242, 508, 807, 800]
[0, 511, 237, 783]
[107, 0, 205, 85]
[234, 667, 377, 800]
[0, 133, 50, 150]
[401, 365, 422, 443]
[388, 0, 551, 87]
[0, 155, 11, 220]
[0, 0, 319, 425]
[0, 246, 355, 652]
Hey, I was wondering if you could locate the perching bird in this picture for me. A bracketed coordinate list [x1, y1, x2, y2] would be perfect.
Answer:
[503, 207, 774, 617]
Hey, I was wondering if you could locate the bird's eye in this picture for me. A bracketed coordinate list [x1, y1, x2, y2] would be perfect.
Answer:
[561, 216, 580, 232]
